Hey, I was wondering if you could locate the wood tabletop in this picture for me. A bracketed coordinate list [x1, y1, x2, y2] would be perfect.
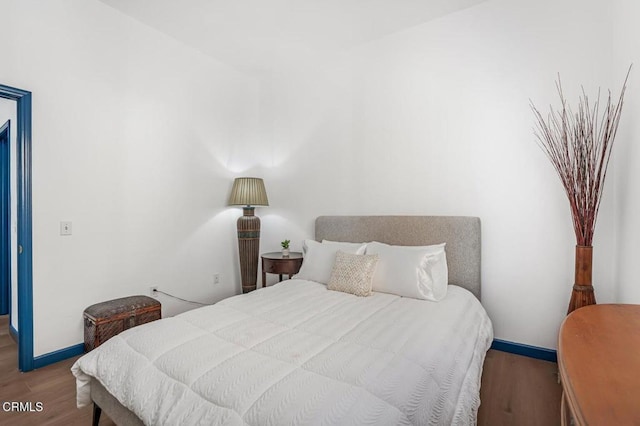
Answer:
[261, 251, 303, 260]
[558, 304, 640, 425]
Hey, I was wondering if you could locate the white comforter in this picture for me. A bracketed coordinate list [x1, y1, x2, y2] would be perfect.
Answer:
[72, 280, 493, 426]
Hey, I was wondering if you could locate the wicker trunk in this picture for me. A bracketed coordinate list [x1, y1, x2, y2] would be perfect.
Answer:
[83, 295, 161, 352]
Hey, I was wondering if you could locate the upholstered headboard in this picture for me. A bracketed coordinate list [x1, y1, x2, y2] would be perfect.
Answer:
[315, 216, 481, 300]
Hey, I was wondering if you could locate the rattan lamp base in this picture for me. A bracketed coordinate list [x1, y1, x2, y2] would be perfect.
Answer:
[237, 207, 260, 293]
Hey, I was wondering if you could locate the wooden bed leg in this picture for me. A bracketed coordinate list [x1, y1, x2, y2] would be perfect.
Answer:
[93, 403, 102, 426]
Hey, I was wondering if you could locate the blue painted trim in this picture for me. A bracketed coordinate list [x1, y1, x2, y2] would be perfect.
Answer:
[0, 120, 10, 315]
[491, 338, 557, 362]
[9, 324, 18, 340]
[16, 90, 33, 373]
[0, 83, 34, 372]
[33, 343, 84, 369]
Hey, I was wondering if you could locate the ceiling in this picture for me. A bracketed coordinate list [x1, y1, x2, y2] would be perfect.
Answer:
[100, 0, 485, 73]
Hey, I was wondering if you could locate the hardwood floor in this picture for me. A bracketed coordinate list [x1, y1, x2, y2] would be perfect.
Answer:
[478, 348, 562, 426]
[0, 315, 561, 425]
[0, 316, 115, 426]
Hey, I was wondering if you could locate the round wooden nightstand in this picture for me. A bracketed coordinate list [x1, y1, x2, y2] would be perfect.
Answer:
[261, 252, 303, 288]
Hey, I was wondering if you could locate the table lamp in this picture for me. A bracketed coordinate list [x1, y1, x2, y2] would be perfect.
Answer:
[228, 177, 269, 293]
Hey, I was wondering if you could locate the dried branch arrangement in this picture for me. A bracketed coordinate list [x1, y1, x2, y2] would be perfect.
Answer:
[531, 68, 631, 246]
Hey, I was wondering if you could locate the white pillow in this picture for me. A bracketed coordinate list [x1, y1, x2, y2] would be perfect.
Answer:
[301, 239, 368, 255]
[366, 241, 448, 301]
[295, 240, 367, 284]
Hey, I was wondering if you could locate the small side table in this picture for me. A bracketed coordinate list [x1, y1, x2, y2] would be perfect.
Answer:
[261, 252, 303, 288]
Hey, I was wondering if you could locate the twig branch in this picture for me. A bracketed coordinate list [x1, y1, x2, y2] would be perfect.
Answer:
[530, 66, 631, 246]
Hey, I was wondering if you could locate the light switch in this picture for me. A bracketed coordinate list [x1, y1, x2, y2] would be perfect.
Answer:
[60, 221, 72, 236]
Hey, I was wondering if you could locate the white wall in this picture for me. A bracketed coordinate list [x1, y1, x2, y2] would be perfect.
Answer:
[0, 0, 260, 356]
[253, 0, 617, 350]
[246, 50, 359, 264]
[348, 0, 616, 350]
[0, 98, 18, 331]
[613, 0, 640, 303]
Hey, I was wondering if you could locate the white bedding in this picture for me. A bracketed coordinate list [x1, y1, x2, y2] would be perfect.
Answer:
[72, 280, 493, 425]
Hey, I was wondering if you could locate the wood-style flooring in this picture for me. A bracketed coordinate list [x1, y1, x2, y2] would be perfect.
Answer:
[0, 316, 115, 426]
[0, 315, 562, 425]
[478, 348, 562, 426]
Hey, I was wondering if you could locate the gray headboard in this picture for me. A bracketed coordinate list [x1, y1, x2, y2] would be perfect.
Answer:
[315, 216, 481, 300]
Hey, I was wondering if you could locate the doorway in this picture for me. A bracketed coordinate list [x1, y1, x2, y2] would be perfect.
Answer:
[0, 84, 33, 372]
[0, 120, 10, 316]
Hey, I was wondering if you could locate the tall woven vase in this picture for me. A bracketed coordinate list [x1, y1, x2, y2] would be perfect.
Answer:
[237, 207, 261, 294]
[567, 245, 596, 314]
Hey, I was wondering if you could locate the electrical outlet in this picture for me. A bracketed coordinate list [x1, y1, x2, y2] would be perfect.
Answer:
[149, 286, 158, 297]
[213, 273, 220, 285]
[60, 221, 72, 236]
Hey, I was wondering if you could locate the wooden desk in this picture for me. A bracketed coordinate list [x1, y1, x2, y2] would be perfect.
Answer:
[261, 252, 303, 288]
[558, 304, 640, 425]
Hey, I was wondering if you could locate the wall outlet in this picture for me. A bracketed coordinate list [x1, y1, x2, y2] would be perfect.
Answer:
[149, 286, 158, 297]
[60, 221, 72, 236]
[213, 273, 220, 285]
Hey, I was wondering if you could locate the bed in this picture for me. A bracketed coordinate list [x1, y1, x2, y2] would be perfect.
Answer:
[72, 215, 493, 425]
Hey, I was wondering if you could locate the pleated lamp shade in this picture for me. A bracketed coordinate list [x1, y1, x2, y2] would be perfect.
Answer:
[228, 177, 269, 207]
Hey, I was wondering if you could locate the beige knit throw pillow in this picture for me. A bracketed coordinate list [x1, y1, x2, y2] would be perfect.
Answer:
[327, 251, 379, 297]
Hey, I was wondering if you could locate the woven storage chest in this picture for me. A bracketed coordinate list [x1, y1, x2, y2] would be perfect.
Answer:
[83, 295, 161, 352]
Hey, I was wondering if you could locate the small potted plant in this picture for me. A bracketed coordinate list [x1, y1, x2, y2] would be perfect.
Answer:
[281, 239, 291, 257]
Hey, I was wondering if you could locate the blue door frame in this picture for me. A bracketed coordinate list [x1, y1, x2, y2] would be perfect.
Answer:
[0, 84, 33, 372]
[0, 120, 10, 316]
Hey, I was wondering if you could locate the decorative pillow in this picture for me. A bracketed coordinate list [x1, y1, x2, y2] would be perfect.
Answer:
[295, 240, 367, 284]
[366, 241, 448, 301]
[327, 251, 379, 297]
